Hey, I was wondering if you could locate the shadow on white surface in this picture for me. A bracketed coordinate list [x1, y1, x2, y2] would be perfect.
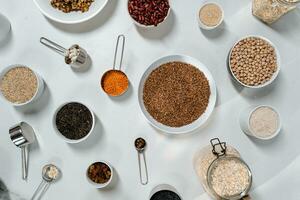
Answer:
[200, 22, 227, 39]
[67, 115, 104, 150]
[14, 83, 52, 114]
[0, 28, 12, 51]
[136, 10, 176, 40]
[98, 168, 119, 192]
[45, 0, 118, 33]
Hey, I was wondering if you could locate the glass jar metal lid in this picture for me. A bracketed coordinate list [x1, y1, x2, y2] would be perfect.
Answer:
[206, 138, 252, 200]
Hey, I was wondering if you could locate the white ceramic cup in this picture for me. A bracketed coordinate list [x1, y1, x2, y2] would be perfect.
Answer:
[198, 2, 224, 30]
[0, 65, 45, 106]
[149, 184, 182, 199]
[127, 0, 171, 29]
[53, 102, 95, 143]
[86, 161, 114, 189]
[240, 105, 281, 140]
[0, 13, 11, 44]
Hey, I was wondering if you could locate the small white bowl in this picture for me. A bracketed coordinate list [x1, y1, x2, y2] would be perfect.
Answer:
[228, 36, 281, 89]
[127, 0, 171, 29]
[33, 0, 108, 24]
[240, 105, 281, 140]
[0, 64, 45, 107]
[198, 2, 224, 30]
[53, 102, 95, 143]
[86, 161, 114, 189]
[149, 184, 182, 200]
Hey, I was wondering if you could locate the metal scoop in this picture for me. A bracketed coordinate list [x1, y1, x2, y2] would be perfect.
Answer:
[9, 122, 36, 180]
[134, 137, 149, 185]
[40, 37, 87, 69]
[31, 164, 61, 200]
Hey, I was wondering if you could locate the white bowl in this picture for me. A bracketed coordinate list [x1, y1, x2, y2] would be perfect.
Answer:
[86, 161, 114, 189]
[33, 0, 108, 24]
[228, 36, 281, 89]
[198, 2, 224, 30]
[0, 64, 45, 107]
[138, 55, 217, 134]
[127, 0, 171, 28]
[53, 102, 95, 143]
[149, 184, 182, 200]
[239, 105, 281, 140]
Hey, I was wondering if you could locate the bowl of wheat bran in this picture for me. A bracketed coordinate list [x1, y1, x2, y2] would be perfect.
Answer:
[138, 55, 217, 134]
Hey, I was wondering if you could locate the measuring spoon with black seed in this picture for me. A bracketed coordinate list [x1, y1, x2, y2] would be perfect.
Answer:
[134, 137, 149, 185]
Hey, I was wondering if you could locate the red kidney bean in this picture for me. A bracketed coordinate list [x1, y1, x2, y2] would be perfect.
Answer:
[128, 0, 170, 26]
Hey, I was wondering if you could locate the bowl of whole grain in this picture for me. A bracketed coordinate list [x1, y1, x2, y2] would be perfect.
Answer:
[228, 36, 280, 88]
[138, 55, 217, 134]
[33, 0, 108, 24]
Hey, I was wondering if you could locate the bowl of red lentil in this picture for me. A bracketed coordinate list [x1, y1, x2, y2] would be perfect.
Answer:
[86, 161, 113, 188]
[228, 36, 280, 89]
[33, 0, 108, 24]
[0, 65, 45, 106]
[138, 55, 217, 134]
[127, 0, 171, 28]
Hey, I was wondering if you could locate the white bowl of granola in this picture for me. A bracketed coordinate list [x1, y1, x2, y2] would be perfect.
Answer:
[33, 0, 108, 24]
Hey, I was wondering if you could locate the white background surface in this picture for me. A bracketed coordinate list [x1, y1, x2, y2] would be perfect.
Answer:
[0, 0, 300, 199]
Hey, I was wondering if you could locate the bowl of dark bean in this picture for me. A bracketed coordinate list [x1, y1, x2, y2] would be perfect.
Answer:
[149, 184, 182, 200]
[53, 102, 95, 143]
[228, 36, 280, 89]
[138, 55, 217, 134]
[86, 161, 113, 188]
[127, 0, 171, 28]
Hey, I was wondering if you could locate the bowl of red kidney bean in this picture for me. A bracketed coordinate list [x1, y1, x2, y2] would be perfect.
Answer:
[127, 0, 171, 28]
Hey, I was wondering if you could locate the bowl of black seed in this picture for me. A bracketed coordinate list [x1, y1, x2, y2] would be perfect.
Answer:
[149, 184, 182, 200]
[53, 102, 95, 143]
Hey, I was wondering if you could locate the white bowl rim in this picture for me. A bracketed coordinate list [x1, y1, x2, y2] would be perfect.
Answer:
[247, 105, 281, 140]
[127, 0, 171, 28]
[197, 2, 224, 30]
[86, 161, 114, 188]
[138, 54, 217, 134]
[0, 64, 43, 106]
[53, 101, 95, 143]
[33, 0, 109, 24]
[228, 35, 281, 89]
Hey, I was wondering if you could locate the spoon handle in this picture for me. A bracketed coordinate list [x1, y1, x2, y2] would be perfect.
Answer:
[21, 146, 28, 180]
[31, 180, 50, 200]
[137, 152, 149, 185]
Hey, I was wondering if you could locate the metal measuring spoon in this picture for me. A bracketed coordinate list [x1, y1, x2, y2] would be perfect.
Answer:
[31, 164, 61, 200]
[134, 137, 148, 185]
[40, 37, 88, 69]
[9, 122, 36, 180]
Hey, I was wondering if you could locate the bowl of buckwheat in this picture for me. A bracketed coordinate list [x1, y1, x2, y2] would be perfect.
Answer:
[228, 36, 280, 89]
[33, 0, 108, 24]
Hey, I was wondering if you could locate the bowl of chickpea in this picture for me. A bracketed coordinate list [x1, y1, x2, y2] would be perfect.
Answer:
[228, 36, 280, 89]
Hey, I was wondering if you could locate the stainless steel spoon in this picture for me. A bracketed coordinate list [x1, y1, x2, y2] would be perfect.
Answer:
[31, 164, 61, 200]
[134, 137, 148, 185]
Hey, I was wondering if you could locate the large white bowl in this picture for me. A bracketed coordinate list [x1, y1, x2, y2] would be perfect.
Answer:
[33, 0, 108, 24]
[138, 55, 217, 134]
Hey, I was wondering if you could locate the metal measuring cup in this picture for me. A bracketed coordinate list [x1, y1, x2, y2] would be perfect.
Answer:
[40, 37, 88, 69]
[9, 122, 36, 180]
[134, 137, 149, 185]
[100, 34, 129, 96]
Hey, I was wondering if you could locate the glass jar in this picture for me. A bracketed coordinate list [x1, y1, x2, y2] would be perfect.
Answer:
[252, 0, 299, 24]
[194, 138, 252, 200]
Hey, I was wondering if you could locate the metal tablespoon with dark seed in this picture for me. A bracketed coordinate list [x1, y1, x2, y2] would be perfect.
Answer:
[9, 122, 36, 180]
[134, 137, 149, 185]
